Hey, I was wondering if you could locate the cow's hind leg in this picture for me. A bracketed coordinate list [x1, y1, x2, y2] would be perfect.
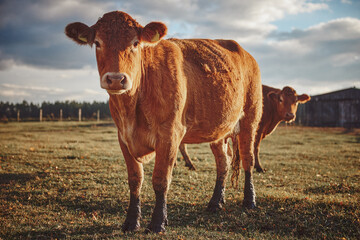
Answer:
[179, 143, 196, 170]
[118, 136, 144, 232]
[254, 135, 265, 173]
[207, 138, 231, 212]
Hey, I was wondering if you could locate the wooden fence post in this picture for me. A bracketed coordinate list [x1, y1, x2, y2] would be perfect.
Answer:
[17, 110, 20, 122]
[97, 110, 100, 122]
[60, 109, 63, 121]
[39, 109, 43, 122]
[78, 108, 82, 122]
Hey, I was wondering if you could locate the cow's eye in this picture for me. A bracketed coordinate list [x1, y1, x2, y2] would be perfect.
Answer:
[95, 41, 100, 48]
[133, 41, 140, 48]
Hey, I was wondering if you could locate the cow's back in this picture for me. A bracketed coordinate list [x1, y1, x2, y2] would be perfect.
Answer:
[168, 39, 261, 143]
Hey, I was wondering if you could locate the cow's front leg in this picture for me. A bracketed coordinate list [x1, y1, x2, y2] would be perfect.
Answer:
[146, 138, 179, 233]
[207, 138, 231, 212]
[118, 137, 144, 232]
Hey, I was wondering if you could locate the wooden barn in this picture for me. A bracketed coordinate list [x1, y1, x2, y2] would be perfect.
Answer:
[296, 87, 360, 128]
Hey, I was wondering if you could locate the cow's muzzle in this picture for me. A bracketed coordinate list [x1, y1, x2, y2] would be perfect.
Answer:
[101, 72, 132, 94]
[284, 112, 295, 122]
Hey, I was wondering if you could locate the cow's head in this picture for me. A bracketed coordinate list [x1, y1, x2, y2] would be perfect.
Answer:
[268, 86, 311, 122]
[65, 11, 167, 95]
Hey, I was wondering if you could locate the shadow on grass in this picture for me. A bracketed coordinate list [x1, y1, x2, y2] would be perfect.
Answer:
[8, 224, 122, 239]
[166, 196, 358, 239]
[56, 196, 126, 216]
[0, 173, 36, 184]
[0, 172, 48, 184]
[2, 184, 359, 239]
[304, 183, 359, 195]
[338, 128, 360, 143]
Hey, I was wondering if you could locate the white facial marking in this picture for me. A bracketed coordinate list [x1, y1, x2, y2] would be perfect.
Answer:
[106, 89, 128, 95]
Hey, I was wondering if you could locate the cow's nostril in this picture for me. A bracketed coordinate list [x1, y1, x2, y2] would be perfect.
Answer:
[106, 76, 112, 85]
[120, 75, 126, 85]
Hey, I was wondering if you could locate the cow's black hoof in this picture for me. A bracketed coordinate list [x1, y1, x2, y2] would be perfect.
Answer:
[122, 219, 140, 232]
[255, 166, 266, 173]
[185, 163, 196, 171]
[144, 223, 166, 234]
[242, 200, 256, 209]
[207, 198, 225, 213]
[206, 201, 223, 213]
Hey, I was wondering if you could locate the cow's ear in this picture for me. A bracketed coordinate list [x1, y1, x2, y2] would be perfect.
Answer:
[297, 94, 311, 103]
[65, 22, 94, 46]
[141, 22, 167, 43]
[268, 91, 279, 102]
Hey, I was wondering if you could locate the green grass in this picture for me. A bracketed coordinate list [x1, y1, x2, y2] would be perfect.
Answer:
[0, 122, 359, 239]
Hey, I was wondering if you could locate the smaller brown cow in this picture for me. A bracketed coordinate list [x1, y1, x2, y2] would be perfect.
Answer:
[179, 85, 310, 172]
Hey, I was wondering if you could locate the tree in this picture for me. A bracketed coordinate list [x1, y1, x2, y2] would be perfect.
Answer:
[0, 100, 111, 121]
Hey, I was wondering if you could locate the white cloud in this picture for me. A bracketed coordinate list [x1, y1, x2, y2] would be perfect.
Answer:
[63, 89, 105, 102]
[0, 58, 15, 71]
[263, 76, 360, 97]
[331, 53, 360, 67]
[258, 18, 360, 66]
[0, 0, 115, 26]
[341, 0, 352, 4]
[266, 39, 312, 55]
[0, 0, 331, 71]
[122, 0, 329, 43]
[0, 0, 358, 102]
[0, 63, 107, 103]
[0, 90, 30, 97]
[84, 88, 103, 95]
[248, 17, 360, 96]
[2, 83, 64, 93]
[305, 18, 360, 42]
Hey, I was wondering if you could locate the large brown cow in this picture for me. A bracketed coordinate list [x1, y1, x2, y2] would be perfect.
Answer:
[65, 11, 262, 233]
[179, 85, 310, 172]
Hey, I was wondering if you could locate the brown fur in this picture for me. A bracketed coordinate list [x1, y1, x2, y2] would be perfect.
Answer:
[65, 11, 262, 232]
[252, 85, 310, 172]
[179, 85, 310, 173]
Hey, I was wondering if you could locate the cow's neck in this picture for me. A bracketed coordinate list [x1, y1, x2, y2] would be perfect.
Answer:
[262, 100, 283, 137]
[108, 48, 156, 160]
[109, 93, 138, 129]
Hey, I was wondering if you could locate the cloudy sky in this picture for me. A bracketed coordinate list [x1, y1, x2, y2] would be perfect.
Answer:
[0, 0, 359, 103]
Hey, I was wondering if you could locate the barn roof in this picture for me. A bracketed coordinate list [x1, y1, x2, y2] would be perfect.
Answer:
[311, 87, 360, 101]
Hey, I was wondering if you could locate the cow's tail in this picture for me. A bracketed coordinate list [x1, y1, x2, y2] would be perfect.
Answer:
[231, 134, 241, 189]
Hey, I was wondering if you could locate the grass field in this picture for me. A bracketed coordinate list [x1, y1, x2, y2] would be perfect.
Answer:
[0, 122, 359, 239]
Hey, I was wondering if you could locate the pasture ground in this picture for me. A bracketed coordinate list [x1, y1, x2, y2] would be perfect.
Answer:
[0, 122, 359, 239]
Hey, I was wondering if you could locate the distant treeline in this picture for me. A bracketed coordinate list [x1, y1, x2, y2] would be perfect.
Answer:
[0, 100, 111, 121]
